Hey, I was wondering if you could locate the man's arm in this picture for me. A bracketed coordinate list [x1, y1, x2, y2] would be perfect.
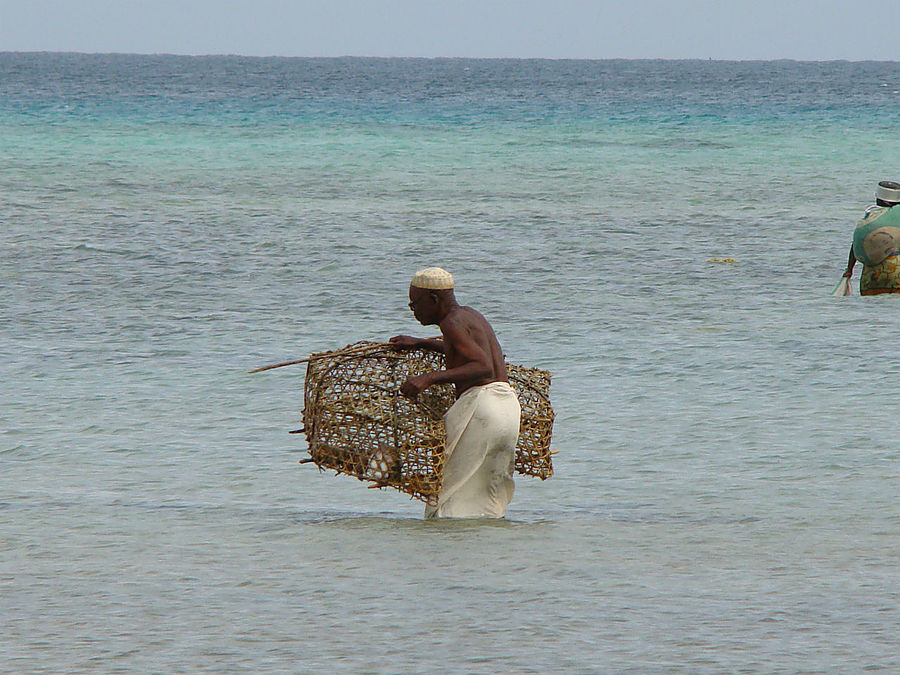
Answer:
[389, 335, 445, 353]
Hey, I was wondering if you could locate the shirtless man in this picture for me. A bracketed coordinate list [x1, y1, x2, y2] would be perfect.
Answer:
[390, 267, 521, 519]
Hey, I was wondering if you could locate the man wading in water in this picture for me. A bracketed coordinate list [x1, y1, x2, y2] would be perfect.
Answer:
[390, 267, 521, 519]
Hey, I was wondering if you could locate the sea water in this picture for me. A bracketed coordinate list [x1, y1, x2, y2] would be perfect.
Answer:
[2, 54, 899, 673]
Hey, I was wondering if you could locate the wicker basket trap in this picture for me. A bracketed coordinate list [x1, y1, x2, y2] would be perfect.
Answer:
[301, 341, 554, 505]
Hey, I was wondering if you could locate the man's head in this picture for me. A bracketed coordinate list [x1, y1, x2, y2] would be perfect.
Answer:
[408, 267, 456, 325]
[875, 180, 900, 207]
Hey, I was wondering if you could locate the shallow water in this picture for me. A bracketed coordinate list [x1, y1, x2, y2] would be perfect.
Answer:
[2, 54, 899, 673]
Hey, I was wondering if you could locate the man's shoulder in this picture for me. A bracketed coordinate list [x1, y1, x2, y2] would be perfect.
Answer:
[457, 305, 491, 326]
[440, 306, 491, 334]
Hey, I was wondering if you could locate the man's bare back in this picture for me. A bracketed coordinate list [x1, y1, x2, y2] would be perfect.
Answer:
[439, 305, 508, 396]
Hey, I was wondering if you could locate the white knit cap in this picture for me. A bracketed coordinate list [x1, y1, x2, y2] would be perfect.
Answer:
[410, 267, 455, 290]
[876, 181, 900, 204]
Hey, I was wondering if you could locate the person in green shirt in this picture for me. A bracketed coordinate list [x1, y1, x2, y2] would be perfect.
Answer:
[842, 180, 900, 295]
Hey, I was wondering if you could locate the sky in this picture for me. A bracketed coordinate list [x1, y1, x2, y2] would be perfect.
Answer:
[1, 0, 899, 61]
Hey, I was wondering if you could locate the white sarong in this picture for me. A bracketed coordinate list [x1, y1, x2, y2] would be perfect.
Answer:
[425, 381, 521, 519]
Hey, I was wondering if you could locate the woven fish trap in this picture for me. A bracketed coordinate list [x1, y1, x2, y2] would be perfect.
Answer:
[302, 341, 554, 505]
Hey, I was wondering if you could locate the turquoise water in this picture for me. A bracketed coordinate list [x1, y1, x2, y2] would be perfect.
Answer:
[2, 54, 899, 673]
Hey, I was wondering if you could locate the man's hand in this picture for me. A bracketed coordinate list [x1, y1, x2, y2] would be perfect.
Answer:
[390, 335, 420, 349]
[400, 373, 432, 399]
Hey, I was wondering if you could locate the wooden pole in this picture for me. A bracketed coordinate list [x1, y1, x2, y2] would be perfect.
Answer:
[248, 341, 397, 374]
[247, 358, 310, 374]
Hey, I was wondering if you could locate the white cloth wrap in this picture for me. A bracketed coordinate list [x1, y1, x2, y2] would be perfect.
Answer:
[425, 381, 521, 519]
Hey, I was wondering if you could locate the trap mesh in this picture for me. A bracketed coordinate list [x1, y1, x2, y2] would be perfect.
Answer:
[301, 341, 554, 505]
